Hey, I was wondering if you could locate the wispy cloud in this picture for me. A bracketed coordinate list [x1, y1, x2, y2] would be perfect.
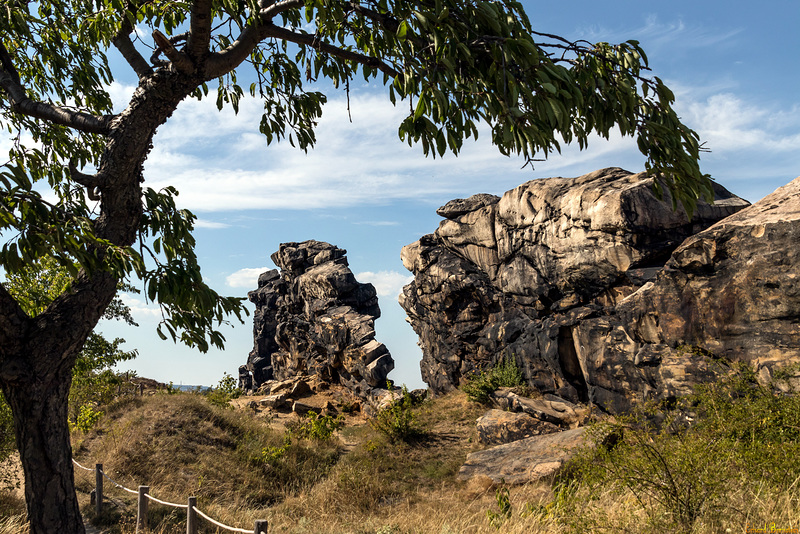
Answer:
[195, 218, 232, 229]
[352, 220, 401, 226]
[226, 267, 269, 289]
[356, 270, 414, 298]
[579, 14, 742, 50]
[679, 93, 800, 153]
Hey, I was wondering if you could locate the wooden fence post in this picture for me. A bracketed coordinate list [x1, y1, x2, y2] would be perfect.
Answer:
[254, 519, 268, 534]
[187, 496, 197, 534]
[137, 485, 149, 531]
[95, 464, 103, 515]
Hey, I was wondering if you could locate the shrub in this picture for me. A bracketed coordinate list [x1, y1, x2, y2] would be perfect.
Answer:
[462, 356, 524, 404]
[292, 412, 345, 441]
[71, 405, 103, 434]
[370, 386, 424, 443]
[206, 372, 243, 409]
[560, 362, 800, 533]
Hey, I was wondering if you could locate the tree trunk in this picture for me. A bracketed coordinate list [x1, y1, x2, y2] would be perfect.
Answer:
[3, 365, 84, 534]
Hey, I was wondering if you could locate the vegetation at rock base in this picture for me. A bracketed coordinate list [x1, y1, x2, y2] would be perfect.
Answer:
[2, 365, 798, 534]
[370, 385, 426, 443]
[462, 356, 527, 404]
[206, 372, 244, 409]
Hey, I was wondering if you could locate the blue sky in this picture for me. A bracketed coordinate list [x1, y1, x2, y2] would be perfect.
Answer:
[92, 0, 800, 389]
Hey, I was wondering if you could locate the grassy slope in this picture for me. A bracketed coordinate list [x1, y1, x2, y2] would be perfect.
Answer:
[3, 376, 800, 534]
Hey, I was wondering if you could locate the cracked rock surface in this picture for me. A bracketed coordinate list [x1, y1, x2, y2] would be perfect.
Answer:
[242, 241, 394, 400]
[399, 167, 770, 412]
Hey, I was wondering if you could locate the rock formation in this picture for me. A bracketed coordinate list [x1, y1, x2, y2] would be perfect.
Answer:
[574, 176, 800, 412]
[400, 167, 756, 411]
[241, 241, 394, 399]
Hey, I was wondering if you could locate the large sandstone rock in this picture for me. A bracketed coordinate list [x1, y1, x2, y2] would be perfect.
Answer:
[242, 241, 394, 400]
[458, 427, 588, 485]
[476, 409, 560, 445]
[574, 176, 800, 412]
[400, 168, 752, 410]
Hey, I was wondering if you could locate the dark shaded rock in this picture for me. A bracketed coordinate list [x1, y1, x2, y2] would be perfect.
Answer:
[458, 427, 588, 484]
[476, 409, 560, 445]
[400, 168, 751, 410]
[242, 241, 394, 401]
[292, 401, 321, 416]
[258, 394, 288, 409]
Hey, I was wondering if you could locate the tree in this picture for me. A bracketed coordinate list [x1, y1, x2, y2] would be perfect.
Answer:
[0, 257, 137, 474]
[0, 0, 711, 531]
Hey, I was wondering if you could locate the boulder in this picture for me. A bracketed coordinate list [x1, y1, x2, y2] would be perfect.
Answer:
[242, 241, 394, 401]
[476, 409, 560, 445]
[258, 394, 288, 409]
[292, 401, 321, 416]
[492, 391, 586, 428]
[400, 168, 752, 411]
[458, 427, 589, 485]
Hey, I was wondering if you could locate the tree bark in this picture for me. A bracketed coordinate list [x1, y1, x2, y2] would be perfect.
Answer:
[2, 366, 84, 534]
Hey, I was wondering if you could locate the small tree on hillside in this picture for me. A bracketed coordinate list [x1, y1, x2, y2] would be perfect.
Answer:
[0, 1, 711, 531]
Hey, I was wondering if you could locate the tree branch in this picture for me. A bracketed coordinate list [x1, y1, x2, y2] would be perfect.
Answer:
[187, 0, 213, 60]
[113, 18, 153, 79]
[204, 24, 264, 79]
[344, 1, 400, 32]
[152, 30, 195, 74]
[68, 160, 102, 201]
[263, 25, 400, 78]
[0, 44, 113, 134]
[259, 0, 304, 20]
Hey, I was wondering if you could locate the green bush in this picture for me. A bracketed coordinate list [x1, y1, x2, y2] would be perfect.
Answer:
[206, 372, 243, 409]
[370, 386, 424, 443]
[461, 356, 524, 404]
[560, 362, 800, 533]
[71, 404, 104, 434]
[292, 412, 345, 441]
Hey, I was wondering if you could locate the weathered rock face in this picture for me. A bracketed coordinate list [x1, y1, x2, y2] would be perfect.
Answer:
[400, 168, 753, 410]
[458, 427, 589, 485]
[574, 176, 800, 412]
[242, 241, 394, 399]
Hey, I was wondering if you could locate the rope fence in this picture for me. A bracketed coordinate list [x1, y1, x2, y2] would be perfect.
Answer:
[72, 459, 268, 534]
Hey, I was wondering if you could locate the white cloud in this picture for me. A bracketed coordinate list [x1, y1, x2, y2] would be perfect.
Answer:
[226, 267, 269, 288]
[194, 218, 231, 229]
[139, 91, 648, 212]
[120, 293, 163, 318]
[679, 93, 800, 153]
[357, 270, 414, 298]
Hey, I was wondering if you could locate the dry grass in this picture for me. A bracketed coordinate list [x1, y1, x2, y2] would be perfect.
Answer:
[5, 381, 799, 534]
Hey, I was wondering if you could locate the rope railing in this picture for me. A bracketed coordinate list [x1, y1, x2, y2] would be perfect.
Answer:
[144, 492, 188, 509]
[192, 504, 263, 534]
[100, 469, 138, 495]
[72, 459, 267, 534]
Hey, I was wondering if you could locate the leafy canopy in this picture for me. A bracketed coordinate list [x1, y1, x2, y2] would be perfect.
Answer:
[0, 0, 712, 351]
